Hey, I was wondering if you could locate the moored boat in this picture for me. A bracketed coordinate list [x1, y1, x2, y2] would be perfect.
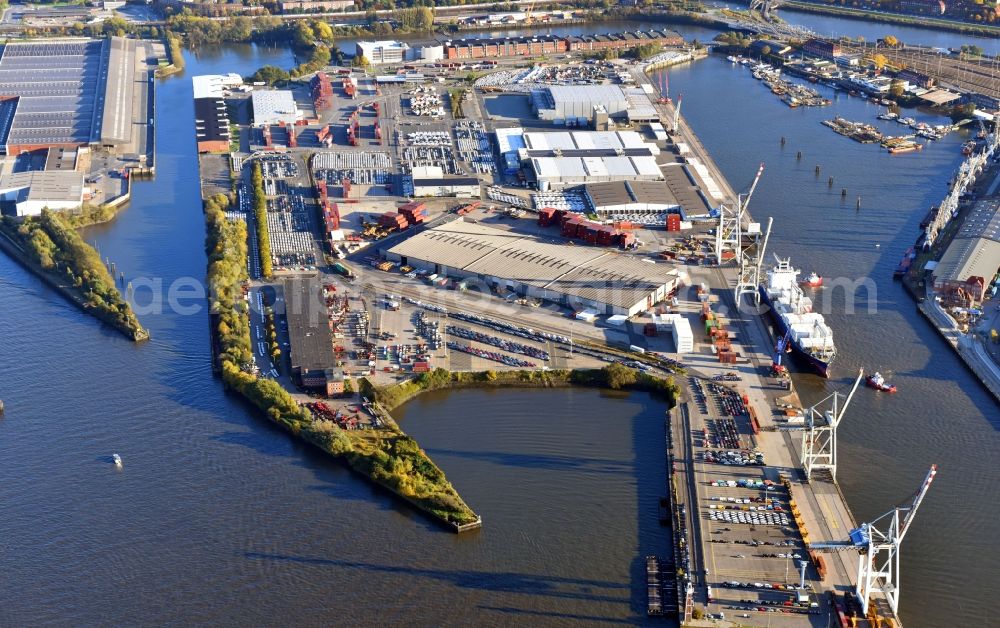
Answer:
[894, 246, 915, 278]
[889, 142, 923, 154]
[800, 272, 823, 288]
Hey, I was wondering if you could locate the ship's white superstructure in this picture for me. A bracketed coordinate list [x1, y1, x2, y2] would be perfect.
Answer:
[762, 256, 837, 375]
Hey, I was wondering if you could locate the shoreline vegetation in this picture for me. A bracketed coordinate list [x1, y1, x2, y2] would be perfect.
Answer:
[155, 34, 185, 78]
[250, 163, 273, 278]
[0, 210, 148, 342]
[203, 193, 480, 530]
[202, 196, 678, 530]
[365, 364, 679, 413]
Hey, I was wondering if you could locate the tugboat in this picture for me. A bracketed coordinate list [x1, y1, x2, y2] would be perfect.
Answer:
[866, 372, 897, 393]
[800, 272, 823, 288]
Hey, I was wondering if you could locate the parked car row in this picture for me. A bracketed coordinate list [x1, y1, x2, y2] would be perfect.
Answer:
[446, 341, 536, 368]
[709, 509, 790, 526]
[446, 325, 550, 361]
[704, 449, 766, 466]
[449, 310, 571, 345]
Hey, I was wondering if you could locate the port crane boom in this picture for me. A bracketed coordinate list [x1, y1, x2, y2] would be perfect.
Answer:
[743, 162, 765, 213]
[722, 163, 771, 306]
[800, 368, 863, 480]
[810, 464, 938, 617]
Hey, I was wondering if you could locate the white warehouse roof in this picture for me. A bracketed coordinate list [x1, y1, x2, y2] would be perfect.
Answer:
[530, 155, 662, 184]
[251, 89, 300, 126]
[192, 73, 244, 99]
[547, 84, 627, 105]
[521, 130, 658, 154]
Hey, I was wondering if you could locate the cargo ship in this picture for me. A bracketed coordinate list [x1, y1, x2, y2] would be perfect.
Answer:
[759, 256, 837, 377]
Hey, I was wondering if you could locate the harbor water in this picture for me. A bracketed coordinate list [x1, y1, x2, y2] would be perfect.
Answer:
[649, 54, 999, 627]
[0, 12, 998, 625]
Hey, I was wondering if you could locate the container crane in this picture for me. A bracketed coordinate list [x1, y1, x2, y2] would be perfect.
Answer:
[809, 464, 937, 617]
[800, 368, 863, 481]
[717, 162, 764, 271]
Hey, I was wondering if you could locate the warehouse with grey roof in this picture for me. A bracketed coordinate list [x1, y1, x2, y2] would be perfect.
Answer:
[283, 277, 339, 394]
[0, 37, 154, 157]
[386, 220, 679, 316]
[933, 198, 1000, 305]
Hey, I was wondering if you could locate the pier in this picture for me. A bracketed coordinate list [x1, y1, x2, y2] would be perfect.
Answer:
[638, 66, 902, 626]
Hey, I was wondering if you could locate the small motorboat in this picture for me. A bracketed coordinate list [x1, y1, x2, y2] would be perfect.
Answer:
[112, 453, 123, 467]
[866, 372, 897, 393]
[800, 272, 823, 288]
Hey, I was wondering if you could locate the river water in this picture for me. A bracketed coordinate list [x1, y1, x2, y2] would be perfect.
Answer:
[0, 10, 997, 625]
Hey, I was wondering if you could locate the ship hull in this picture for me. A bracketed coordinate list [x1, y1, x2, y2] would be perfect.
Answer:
[759, 286, 833, 378]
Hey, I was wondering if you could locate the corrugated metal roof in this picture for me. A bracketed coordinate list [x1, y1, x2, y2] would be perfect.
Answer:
[603, 156, 637, 177]
[0, 170, 84, 202]
[935, 199, 1000, 283]
[582, 156, 608, 177]
[546, 84, 626, 104]
[632, 156, 663, 177]
[388, 220, 678, 309]
[936, 237, 1000, 284]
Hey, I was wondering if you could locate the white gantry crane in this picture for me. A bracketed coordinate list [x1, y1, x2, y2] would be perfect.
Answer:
[735, 215, 772, 306]
[810, 465, 938, 617]
[717, 163, 768, 307]
[800, 368, 863, 481]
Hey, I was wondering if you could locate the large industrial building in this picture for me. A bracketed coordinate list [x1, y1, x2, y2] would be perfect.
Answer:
[532, 85, 629, 121]
[583, 180, 681, 219]
[500, 129, 663, 190]
[0, 37, 150, 156]
[193, 97, 231, 153]
[356, 40, 409, 65]
[530, 154, 662, 190]
[497, 129, 663, 189]
[0, 170, 84, 217]
[192, 73, 244, 99]
[530, 84, 660, 124]
[442, 30, 683, 60]
[192, 74, 240, 153]
[284, 277, 341, 395]
[933, 198, 1000, 305]
[386, 220, 679, 316]
[250, 90, 300, 127]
